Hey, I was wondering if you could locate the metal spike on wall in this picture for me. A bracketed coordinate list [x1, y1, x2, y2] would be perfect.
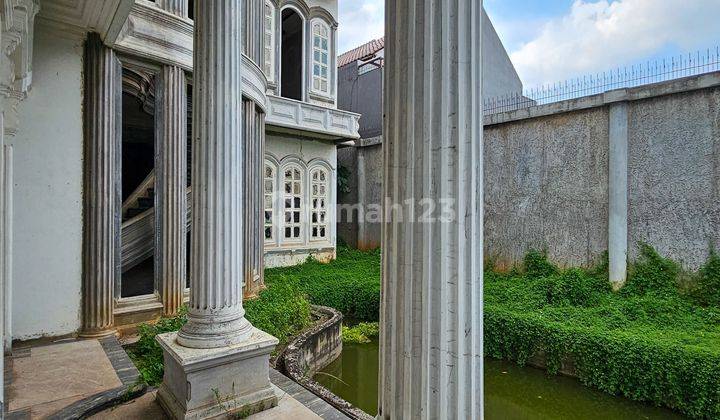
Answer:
[484, 45, 720, 115]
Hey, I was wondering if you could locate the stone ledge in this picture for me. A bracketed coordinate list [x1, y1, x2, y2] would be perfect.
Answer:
[156, 329, 278, 371]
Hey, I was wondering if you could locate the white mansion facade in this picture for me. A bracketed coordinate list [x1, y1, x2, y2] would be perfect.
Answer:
[0, 0, 359, 345]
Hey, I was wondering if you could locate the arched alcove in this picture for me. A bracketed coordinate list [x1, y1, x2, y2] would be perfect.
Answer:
[281, 7, 303, 100]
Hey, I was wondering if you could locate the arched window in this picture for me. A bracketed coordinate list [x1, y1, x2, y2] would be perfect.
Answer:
[281, 8, 303, 100]
[310, 168, 329, 240]
[264, 161, 276, 242]
[312, 22, 330, 94]
[282, 165, 303, 241]
[263, 1, 275, 81]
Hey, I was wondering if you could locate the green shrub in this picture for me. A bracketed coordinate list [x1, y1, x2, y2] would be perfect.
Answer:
[342, 322, 380, 344]
[128, 278, 312, 386]
[623, 242, 680, 297]
[244, 277, 312, 344]
[693, 249, 720, 307]
[534, 268, 610, 307]
[265, 247, 381, 321]
[523, 249, 559, 279]
[129, 307, 188, 385]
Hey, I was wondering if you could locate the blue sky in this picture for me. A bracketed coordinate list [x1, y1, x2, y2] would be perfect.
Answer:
[338, 0, 720, 89]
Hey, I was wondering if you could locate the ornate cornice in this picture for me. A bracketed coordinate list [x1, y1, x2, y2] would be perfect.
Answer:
[1, 0, 39, 136]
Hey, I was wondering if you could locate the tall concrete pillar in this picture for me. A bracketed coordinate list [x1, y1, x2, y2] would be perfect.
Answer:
[156, 1, 277, 417]
[608, 102, 629, 288]
[81, 33, 120, 338]
[379, 0, 484, 418]
[158, 0, 188, 18]
[157, 65, 187, 316]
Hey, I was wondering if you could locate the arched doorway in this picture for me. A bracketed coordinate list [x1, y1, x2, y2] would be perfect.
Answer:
[281, 8, 303, 101]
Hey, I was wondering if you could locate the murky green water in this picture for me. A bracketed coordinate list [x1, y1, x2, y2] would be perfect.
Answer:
[314, 338, 685, 419]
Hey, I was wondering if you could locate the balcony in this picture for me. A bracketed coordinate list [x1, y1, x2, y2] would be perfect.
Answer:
[266, 94, 361, 140]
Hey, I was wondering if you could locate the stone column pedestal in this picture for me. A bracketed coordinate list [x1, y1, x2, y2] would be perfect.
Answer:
[156, 330, 277, 419]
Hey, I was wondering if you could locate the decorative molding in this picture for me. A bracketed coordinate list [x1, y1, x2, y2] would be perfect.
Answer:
[266, 94, 360, 140]
[1, 0, 39, 136]
[242, 54, 268, 111]
[38, 0, 133, 45]
[113, 0, 193, 70]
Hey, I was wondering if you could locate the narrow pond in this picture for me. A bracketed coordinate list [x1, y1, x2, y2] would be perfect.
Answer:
[314, 338, 684, 419]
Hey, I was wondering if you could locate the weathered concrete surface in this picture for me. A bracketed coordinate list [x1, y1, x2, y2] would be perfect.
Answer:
[627, 87, 720, 269]
[341, 73, 720, 271]
[484, 107, 610, 269]
[608, 103, 629, 286]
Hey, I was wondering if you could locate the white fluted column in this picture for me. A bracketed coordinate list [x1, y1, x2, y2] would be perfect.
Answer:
[158, 0, 188, 18]
[81, 33, 120, 338]
[157, 2, 277, 417]
[379, 0, 484, 418]
[158, 65, 187, 316]
[177, 0, 252, 349]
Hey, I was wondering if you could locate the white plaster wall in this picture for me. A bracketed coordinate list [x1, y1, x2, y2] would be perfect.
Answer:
[8, 24, 84, 340]
[265, 132, 337, 267]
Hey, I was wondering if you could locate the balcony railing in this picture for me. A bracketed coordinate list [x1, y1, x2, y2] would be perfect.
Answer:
[266, 95, 360, 140]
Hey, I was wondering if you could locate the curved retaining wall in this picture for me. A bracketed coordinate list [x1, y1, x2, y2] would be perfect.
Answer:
[281, 306, 374, 420]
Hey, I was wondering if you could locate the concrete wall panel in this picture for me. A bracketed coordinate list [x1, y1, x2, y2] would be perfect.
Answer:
[10, 26, 85, 340]
[628, 88, 720, 269]
[484, 108, 610, 269]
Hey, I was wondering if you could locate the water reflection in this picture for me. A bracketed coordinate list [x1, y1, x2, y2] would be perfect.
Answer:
[315, 338, 683, 419]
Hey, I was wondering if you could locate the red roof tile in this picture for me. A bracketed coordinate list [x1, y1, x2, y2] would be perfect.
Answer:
[338, 37, 385, 68]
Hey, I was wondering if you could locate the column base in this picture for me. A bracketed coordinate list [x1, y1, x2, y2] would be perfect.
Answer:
[156, 329, 279, 420]
[78, 328, 117, 339]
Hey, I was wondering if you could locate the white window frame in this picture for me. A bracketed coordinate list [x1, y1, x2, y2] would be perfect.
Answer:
[263, 159, 278, 246]
[309, 167, 330, 242]
[311, 20, 330, 95]
[280, 163, 305, 244]
[263, 1, 275, 82]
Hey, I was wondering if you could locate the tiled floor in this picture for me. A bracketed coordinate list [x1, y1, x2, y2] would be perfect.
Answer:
[5, 339, 125, 419]
[4, 337, 349, 419]
[90, 387, 323, 420]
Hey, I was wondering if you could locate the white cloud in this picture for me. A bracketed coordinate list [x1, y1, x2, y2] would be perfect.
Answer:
[338, 0, 385, 53]
[510, 0, 720, 87]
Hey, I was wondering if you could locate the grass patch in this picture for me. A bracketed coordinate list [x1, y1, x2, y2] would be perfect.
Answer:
[342, 322, 380, 344]
[127, 277, 312, 386]
[265, 247, 381, 321]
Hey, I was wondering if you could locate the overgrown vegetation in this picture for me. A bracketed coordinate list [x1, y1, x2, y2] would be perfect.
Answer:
[485, 246, 720, 419]
[265, 247, 381, 321]
[127, 244, 720, 418]
[342, 322, 380, 344]
[127, 278, 312, 386]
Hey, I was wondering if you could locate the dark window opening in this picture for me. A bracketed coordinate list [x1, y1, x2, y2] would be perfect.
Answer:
[281, 8, 303, 101]
[121, 69, 156, 298]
